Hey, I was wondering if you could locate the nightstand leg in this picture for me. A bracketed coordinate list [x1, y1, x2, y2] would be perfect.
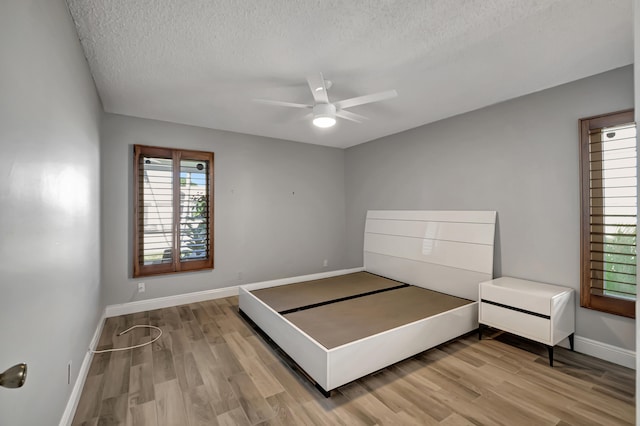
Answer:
[547, 346, 554, 367]
[478, 324, 484, 340]
[569, 333, 575, 351]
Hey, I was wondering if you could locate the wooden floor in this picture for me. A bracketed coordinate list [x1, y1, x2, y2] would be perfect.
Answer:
[72, 296, 635, 425]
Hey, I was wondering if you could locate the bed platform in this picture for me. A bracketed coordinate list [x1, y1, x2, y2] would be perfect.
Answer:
[239, 210, 497, 396]
[250, 272, 403, 313]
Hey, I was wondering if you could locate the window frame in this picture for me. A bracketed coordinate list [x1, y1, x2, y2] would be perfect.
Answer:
[579, 109, 636, 318]
[133, 144, 214, 278]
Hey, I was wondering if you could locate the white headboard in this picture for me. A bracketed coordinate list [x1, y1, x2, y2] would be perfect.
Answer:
[364, 210, 496, 300]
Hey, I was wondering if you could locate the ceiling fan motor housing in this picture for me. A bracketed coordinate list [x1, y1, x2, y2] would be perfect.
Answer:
[312, 103, 337, 127]
[313, 103, 336, 117]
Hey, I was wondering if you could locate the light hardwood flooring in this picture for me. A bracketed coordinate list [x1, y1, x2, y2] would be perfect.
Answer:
[72, 296, 635, 425]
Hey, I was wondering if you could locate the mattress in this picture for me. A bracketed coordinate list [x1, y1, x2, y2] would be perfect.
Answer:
[250, 272, 472, 349]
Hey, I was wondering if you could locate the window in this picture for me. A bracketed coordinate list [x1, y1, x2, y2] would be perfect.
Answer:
[133, 145, 214, 277]
[580, 110, 636, 318]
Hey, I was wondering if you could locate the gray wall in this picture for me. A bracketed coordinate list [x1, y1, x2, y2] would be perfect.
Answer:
[0, 1, 103, 425]
[101, 114, 346, 305]
[345, 66, 635, 351]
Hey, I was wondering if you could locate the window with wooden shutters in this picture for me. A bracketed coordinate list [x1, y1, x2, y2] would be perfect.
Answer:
[580, 110, 636, 318]
[133, 145, 214, 277]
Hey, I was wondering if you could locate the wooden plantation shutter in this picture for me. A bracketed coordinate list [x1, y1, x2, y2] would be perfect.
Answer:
[580, 110, 636, 318]
[133, 145, 214, 277]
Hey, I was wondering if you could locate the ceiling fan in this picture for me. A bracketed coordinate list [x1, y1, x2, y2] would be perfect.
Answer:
[254, 73, 398, 128]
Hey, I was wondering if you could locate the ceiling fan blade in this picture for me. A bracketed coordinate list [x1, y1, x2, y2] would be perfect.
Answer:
[253, 99, 312, 109]
[334, 89, 398, 110]
[307, 73, 329, 104]
[296, 112, 314, 121]
[336, 110, 368, 123]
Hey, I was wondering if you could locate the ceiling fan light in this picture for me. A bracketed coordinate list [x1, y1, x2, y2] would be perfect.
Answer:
[312, 103, 336, 128]
[313, 116, 336, 128]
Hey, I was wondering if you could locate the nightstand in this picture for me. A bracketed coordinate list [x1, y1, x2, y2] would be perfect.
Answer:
[479, 277, 575, 366]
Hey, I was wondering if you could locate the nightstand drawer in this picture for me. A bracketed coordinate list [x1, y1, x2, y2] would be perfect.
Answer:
[481, 283, 552, 315]
[480, 302, 550, 343]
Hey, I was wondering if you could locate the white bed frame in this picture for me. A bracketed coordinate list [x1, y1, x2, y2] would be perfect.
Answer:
[239, 210, 497, 395]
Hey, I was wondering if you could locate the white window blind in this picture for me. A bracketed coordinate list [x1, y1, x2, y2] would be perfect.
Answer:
[588, 123, 637, 300]
[580, 110, 636, 318]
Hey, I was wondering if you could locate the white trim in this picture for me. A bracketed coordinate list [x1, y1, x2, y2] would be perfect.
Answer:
[59, 312, 106, 426]
[105, 286, 238, 317]
[571, 335, 636, 369]
[104, 267, 364, 317]
[240, 267, 364, 291]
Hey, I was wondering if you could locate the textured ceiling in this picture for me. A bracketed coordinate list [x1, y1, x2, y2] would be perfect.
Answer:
[66, 0, 633, 148]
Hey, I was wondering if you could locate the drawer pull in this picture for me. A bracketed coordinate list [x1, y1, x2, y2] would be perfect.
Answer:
[481, 299, 550, 320]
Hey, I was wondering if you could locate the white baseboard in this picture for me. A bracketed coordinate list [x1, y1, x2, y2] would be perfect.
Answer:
[239, 267, 365, 291]
[105, 286, 239, 317]
[104, 267, 365, 318]
[59, 312, 106, 426]
[573, 335, 636, 369]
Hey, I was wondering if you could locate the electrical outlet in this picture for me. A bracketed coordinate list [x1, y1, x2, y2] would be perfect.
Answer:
[323, 259, 328, 267]
[138, 282, 145, 293]
[67, 361, 72, 385]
